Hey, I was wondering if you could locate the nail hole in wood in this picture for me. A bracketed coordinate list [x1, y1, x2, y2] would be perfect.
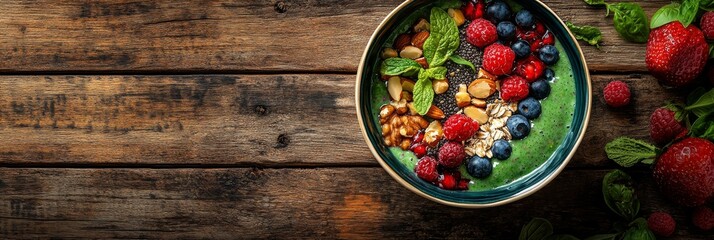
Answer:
[274, 1, 287, 13]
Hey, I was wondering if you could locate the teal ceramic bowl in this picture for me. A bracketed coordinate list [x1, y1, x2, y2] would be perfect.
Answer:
[356, 0, 591, 208]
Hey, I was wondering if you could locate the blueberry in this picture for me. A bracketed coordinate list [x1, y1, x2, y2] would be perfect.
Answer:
[539, 45, 560, 65]
[515, 10, 535, 28]
[518, 97, 542, 120]
[507, 114, 531, 140]
[486, 1, 512, 23]
[467, 156, 492, 179]
[497, 21, 517, 41]
[511, 40, 531, 59]
[543, 68, 555, 81]
[492, 139, 512, 160]
[530, 79, 551, 100]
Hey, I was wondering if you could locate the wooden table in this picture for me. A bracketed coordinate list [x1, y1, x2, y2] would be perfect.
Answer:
[0, 1, 709, 239]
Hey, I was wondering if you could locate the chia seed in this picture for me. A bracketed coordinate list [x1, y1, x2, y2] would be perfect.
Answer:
[434, 21, 483, 118]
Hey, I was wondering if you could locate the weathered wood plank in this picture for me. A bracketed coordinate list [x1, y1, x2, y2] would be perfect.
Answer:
[0, 0, 666, 72]
[0, 168, 708, 239]
[0, 74, 680, 167]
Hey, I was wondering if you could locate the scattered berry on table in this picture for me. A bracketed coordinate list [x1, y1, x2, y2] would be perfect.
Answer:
[491, 139, 512, 160]
[701, 11, 714, 41]
[506, 114, 531, 140]
[543, 68, 555, 81]
[692, 206, 714, 231]
[647, 212, 676, 237]
[443, 114, 479, 142]
[603, 80, 631, 108]
[486, 0, 512, 23]
[483, 43, 516, 75]
[438, 141, 467, 168]
[467, 155, 493, 179]
[518, 97, 542, 120]
[466, 18, 498, 48]
[511, 40, 531, 59]
[500, 75, 530, 102]
[538, 45, 560, 65]
[516, 55, 546, 82]
[646, 22, 708, 88]
[410, 143, 428, 158]
[497, 21, 517, 41]
[649, 108, 685, 145]
[530, 79, 551, 100]
[462, 0, 485, 21]
[514, 10, 535, 28]
[415, 156, 439, 183]
[439, 172, 458, 190]
[653, 137, 714, 207]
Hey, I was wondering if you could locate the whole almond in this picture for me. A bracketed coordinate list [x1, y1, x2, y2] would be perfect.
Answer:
[415, 57, 429, 69]
[464, 106, 489, 124]
[426, 105, 445, 119]
[394, 34, 412, 52]
[468, 78, 497, 99]
[411, 31, 430, 49]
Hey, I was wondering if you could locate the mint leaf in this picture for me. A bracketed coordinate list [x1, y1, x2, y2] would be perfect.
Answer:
[703, 0, 714, 11]
[690, 112, 714, 141]
[583, 0, 607, 6]
[437, 0, 462, 9]
[423, 7, 460, 67]
[650, 3, 681, 29]
[687, 87, 708, 106]
[380, 58, 422, 77]
[679, 0, 700, 27]
[607, 3, 649, 43]
[519, 218, 554, 240]
[603, 170, 640, 221]
[605, 137, 658, 167]
[448, 55, 476, 71]
[583, 234, 617, 240]
[685, 88, 714, 118]
[566, 21, 603, 48]
[621, 218, 656, 240]
[413, 69, 434, 115]
[425, 66, 447, 80]
[546, 235, 579, 240]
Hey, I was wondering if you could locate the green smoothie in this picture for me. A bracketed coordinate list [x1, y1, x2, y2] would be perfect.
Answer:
[369, 1, 576, 192]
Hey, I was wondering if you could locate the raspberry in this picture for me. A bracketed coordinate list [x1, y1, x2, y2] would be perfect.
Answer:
[483, 43, 516, 75]
[438, 141, 466, 168]
[443, 114, 479, 142]
[647, 212, 676, 237]
[692, 206, 714, 231]
[649, 107, 685, 145]
[603, 80, 631, 107]
[515, 55, 545, 82]
[415, 156, 439, 183]
[500, 75, 530, 102]
[466, 18, 498, 48]
[702, 12, 714, 41]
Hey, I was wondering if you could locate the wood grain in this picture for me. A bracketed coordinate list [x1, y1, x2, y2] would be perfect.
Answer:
[0, 168, 709, 239]
[0, 74, 682, 167]
[0, 0, 668, 73]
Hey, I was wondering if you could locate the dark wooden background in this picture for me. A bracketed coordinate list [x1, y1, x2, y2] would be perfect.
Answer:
[0, 0, 710, 239]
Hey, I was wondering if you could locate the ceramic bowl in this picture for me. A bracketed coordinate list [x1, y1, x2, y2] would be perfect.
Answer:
[355, 0, 591, 208]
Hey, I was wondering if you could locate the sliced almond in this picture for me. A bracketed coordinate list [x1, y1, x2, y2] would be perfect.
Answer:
[468, 78, 497, 99]
[401, 91, 413, 101]
[432, 79, 449, 94]
[477, 68, 497, 81]
[448, 8, 466, 26]
[471, 98, 487, 108]
[400, 46, 423, 60]
[425, 105, 445, 120]
[401, 78, 415, 92]
[464, 106, 489, 125]
[387, 76, 402, 101]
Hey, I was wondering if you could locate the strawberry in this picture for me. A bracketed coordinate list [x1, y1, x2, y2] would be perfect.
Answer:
[482, 43, 516, 75]
[466, 18, 498, 48]
[462, 0, 484, 21]
[701, 11, 714, 41]
[649, 107, 686, 145]
[515, 55, 545, 82]
[654, 138, 714, 207]
[500, 75, 530, 102]
[646, 22, 709, 88]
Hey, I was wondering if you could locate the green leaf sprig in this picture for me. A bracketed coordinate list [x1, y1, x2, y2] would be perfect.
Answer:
[602, 170, 640, 221]
[448, 55, 476, 71]
[566, 21, 603, 48]
[702, 0, 714, 11]
[651, 0, 701, 29]
[518, 218, 578, 240]
[581, 0, 650, 43]
[605, 137, 658, 167]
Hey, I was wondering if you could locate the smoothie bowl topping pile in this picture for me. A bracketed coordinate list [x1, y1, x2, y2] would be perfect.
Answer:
[376, 0, 562, 191]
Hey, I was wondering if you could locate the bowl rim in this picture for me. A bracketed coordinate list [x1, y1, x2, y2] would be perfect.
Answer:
[355, 0, 592, 208]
